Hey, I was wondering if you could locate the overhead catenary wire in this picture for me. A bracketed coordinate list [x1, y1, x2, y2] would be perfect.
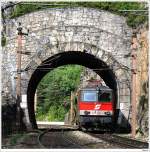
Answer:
[9, 48, 140, 73]
[4, 17, 133, 71]
[22, 51, 132, 73]
[119, 10, 148, 12]
[1, 53, 135, 58]
[3, 6, 133, 72]
[2, 2, 148, 12]
[19, 2, 69, 6]
[1, 1, 69, 11]
[12, 67, 114, 72]
[11, 66, 147, 73]
[3, 3, 147, 76]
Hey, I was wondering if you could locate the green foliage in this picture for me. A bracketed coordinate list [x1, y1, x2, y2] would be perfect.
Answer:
[10, 4, 42, 18]
[9, 133, 24, 145]
[36, 65, 83, 121]
[2, 36, 6, 47]
[9, 2, 148, 27]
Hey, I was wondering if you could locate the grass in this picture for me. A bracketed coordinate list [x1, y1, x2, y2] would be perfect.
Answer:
[9, 133, 24, 146]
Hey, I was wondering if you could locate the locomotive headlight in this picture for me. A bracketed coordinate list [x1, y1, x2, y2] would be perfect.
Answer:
[84, 111, 90, 115]
[104, 111, 111, 115]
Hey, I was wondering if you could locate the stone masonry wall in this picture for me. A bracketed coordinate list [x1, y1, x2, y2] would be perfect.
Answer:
[2, 8, 132, 128]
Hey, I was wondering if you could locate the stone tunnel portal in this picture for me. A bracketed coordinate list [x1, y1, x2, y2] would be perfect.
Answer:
[27, 51, 118, 129]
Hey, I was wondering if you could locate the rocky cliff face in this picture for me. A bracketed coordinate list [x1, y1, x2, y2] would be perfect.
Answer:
[79, 68, 105, 89]
[136, 24, 148, 139]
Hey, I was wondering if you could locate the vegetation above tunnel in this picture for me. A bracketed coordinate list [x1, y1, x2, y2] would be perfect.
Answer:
[9, 2, 148, 28]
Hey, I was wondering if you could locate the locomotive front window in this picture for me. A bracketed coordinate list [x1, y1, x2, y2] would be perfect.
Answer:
[81, 91, 97, 102]
[98, 92, 112, 102]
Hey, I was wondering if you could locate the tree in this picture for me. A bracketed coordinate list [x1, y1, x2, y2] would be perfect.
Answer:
[36, 65, 83, 121]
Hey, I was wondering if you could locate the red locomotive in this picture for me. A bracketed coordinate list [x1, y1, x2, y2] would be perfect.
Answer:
[77, 80, 115, 130]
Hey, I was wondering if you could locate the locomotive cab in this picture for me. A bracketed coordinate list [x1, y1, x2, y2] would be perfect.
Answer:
[78, 85, 114, 130]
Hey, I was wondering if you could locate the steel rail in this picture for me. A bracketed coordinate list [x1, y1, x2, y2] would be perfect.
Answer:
[87, 133, 148, 149]
[37, 129, 84, 148]
[112, 134, 149, 148]
[61, 130, 85, 148]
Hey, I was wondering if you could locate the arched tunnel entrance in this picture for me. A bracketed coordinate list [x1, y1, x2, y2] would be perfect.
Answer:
[27, 51, 118, 129]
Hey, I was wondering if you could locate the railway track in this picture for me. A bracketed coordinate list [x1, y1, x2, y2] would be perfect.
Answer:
[3, 126, 148, 149]
[87, 132, 149, 149]
[38, 129, 85, 148]
[37, 124, 148, 149]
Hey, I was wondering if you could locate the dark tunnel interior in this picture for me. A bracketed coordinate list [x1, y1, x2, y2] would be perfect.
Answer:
[27, 51, 118, 128]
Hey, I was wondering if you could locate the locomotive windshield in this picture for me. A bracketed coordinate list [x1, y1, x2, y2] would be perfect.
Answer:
[80, 88, 112, 102]
[81, 90, 97, 102]
[98, 92, 112, 102]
